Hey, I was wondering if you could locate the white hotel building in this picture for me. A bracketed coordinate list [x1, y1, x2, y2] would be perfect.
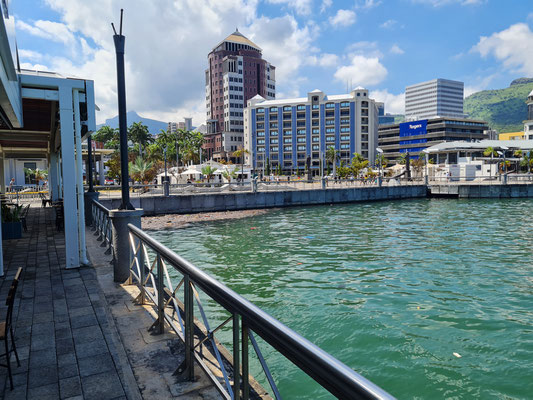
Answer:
[244, 88, 379, 174]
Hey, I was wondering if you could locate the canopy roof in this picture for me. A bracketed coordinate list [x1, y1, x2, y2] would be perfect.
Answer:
[425, 140, 533, 153]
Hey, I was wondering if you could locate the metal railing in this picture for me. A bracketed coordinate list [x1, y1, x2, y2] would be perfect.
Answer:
[128, 223, 394, 400]
[92, 200, 113, 256]
[428, 174, 533, 185]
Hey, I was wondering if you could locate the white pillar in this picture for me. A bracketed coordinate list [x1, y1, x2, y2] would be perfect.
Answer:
[49, 151, 60, 201]
[73, 90, 89, 265]
[99, 156, 105, 185]
[59, 85, 80, 269]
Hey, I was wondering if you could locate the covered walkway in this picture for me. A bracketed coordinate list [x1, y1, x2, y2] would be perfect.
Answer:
[0, 206, 139, 399]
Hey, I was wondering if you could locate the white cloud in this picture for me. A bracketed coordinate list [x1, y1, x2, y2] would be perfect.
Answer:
[346, 41, 383, 58]
[380, 19, 397, 29]
[412, 0, 485, 6]
[247, 15, 319, 97]
[307, 53, 339, 67]
[20, 62, 50, 71]
[463, 73, 499, 97]
[370, 89, 404, 114]
[472, 23, 533, 76]
[320, 0, 332, 13]
[266, 0, 313, 15]
[334, 55, 388, 87]
[32, 0, 303, 125]
[329, 9, 357, 27]
[356, 0, 382, 9]
[16, 20, 76, 46]
[389, 44, 404, 55]
[18, 49, 44, 61]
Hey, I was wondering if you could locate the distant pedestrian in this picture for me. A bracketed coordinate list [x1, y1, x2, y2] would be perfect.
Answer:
[9, 177, 14, 192]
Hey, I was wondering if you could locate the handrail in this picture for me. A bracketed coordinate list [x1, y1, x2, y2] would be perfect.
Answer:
[128, 223, 394, 400]
[92, 200, 113, 257]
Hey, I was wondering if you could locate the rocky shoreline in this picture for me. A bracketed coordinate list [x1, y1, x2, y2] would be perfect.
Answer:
[142, 208, 273, 230]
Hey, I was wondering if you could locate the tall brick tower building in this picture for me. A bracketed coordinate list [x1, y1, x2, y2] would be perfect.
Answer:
[204, 30, 275, 161]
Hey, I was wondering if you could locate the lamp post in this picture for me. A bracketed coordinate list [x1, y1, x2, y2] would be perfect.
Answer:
[376, 147, 383, 187]
[164, 145, 169, 196]
[422, 148, 430, 185]
[112, 9, 134, 210]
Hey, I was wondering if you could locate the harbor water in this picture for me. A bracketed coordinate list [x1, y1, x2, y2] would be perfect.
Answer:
[152, 198, 533, 399]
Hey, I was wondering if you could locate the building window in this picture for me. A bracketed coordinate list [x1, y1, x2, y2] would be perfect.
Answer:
[326, 136, 335, 142]
[270, 130, 278, 136]
[270, 107, 278, 112]
[283, 106, 292, 111]
[340, 102, 350, 107]
[325, 103, 335, 109]
[257, 108, 264, 113]
[297, 105, 306, 110]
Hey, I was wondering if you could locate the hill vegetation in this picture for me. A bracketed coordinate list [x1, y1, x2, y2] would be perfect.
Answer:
[464, 78, 533, 133]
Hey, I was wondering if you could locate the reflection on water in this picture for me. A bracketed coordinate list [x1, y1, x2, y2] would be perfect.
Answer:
[152, 198, 533, 399]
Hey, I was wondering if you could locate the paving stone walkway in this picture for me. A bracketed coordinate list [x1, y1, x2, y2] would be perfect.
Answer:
[0, 206, 140, 400]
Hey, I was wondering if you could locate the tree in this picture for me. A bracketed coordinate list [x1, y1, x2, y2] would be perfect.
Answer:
[128, 122, 153, 157]
[93, 126, 119, 150]
[484, 147, 498, 177]
[411, 153, 426, 176]
[24, 167, 48, 185]
[232, 146, 250, 182]
[265, 157, 271, 176]
[350, 153, 369, 178]
[326, 146, 339, 177]
[276, 164, 282, 176]
[129, 157, 154, 183]
[337, 161, 351, 179]
[375, 153, 388, 169]
[201, 165, 217, 183]
[396, 153, 407, 165]
[105, 153, 122, 180]
[221, 166, 238, 183]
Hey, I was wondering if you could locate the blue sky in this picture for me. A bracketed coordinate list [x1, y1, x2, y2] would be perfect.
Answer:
[11, 0, 533, 124]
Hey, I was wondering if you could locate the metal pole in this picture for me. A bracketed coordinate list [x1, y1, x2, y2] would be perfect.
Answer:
[112, 10, 134, 210]
[233, 313, 240, 400]
[87, 135, 94, 192]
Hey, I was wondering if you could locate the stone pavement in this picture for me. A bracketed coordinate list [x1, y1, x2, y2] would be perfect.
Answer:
[85, 213, 221, 399]
[0, 206, 141, 400]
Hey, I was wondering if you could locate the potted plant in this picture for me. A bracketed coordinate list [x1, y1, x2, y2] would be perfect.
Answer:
[2, 203, 23, 239]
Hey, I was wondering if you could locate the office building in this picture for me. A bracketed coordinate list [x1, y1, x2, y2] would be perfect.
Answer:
[377, 102, 395, 125]
[167, 117, 193, 134]
[244, 88, 379, 174]
[204, 30, 275, 160]
[405, 79, 464, 120]
[525, 90, 533, 140]
[378, 117, 489, 161]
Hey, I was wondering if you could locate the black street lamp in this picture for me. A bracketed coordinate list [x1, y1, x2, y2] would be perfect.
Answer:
[112, 9, 134, 210]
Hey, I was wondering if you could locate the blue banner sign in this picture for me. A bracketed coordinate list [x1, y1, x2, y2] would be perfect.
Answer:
[399, 119, 427, 137]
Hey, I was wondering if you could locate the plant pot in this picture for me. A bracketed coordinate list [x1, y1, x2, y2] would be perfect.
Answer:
[2, 221, 22, 240]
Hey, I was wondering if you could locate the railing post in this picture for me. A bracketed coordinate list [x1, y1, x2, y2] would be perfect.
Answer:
[184, 274, 194, 381]
[156, 254, 165, 334]
[233, 313, 240, 400]
[242, 323, 249, 400]
[137, 241, 145, 305]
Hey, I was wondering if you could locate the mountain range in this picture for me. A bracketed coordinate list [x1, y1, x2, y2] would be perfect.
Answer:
[464, 78, 533, 133]
[97, 111, 168, 134]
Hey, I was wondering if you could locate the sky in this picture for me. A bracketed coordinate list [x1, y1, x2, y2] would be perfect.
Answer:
[11, 0, 533, 126]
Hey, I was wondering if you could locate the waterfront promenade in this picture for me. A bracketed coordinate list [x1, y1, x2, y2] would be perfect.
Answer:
[0, 207, 220, 399]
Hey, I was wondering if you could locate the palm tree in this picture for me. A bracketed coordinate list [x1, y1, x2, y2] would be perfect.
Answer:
[201, 165, 217, 183]
[221, 166, 237, 183]
[93, 126, 119, 149]
[325, 146, 339, 177]
[128, 157, 153, 183]
[24, 167, 48, 186]
[350, 153, 368, 178]
[128, 122, 153, 157]
[232, 146, 250, 183]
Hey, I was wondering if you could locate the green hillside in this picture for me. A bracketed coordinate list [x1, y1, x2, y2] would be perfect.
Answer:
[464, 78, 533, 133]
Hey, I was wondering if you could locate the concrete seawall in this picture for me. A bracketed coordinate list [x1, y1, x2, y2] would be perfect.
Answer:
[429, 183, 533, 198]
[98, 185, 427, 215]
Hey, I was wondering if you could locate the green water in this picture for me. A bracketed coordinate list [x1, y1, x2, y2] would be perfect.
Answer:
[151, 199, 533, 399]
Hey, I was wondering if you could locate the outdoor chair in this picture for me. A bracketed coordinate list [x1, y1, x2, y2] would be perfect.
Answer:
[20, 204, 30, 232]
[0, 267, 22, 390]
[54, 203, 64, 231]
[39, 192, 51, 208]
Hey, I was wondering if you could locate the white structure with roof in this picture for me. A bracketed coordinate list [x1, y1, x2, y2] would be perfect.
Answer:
[244, 88, 379, 175]
[0, 2, 97, 274]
